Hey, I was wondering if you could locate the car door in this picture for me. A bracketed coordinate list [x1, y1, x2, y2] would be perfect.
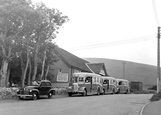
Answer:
[39, 82, 47, 95]
[46, 82, 52, 93]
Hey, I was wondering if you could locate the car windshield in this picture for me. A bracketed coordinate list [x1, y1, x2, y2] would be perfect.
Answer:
[31, 81, 40, 86]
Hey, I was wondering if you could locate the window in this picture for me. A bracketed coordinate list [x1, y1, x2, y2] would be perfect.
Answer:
[93, 77, 96, 84]
[96, 77, 100, 83]
[85, 76, 92, 83]
[46, 82, 51, 87]
[79, 77, 84, 82]
[41, 82, 46, 87]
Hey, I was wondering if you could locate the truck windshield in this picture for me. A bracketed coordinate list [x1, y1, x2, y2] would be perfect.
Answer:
[72, 77, 78, 83]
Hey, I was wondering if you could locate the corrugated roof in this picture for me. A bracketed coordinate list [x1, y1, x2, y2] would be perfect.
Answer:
[54, 46, 91, 72]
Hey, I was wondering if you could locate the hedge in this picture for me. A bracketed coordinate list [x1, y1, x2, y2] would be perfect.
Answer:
[150, 91, 161, 101]
[0, 87, 18, 100]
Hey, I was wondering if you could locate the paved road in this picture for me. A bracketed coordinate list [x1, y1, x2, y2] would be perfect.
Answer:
[142, 99, 161, 115]
[0, 94, 152, 115]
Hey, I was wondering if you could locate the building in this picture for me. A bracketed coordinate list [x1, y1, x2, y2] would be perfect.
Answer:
[49, 46, 108, 88]
[49, 46, 91, 87]
[86, 63, 109, 76]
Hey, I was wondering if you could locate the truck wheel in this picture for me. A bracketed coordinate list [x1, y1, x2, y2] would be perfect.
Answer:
[82, 89, 87, 96]
[97, 88, 100, 95]
[48, 92, 52, 99]
[103, 89, 105, 95]
[116, 89, 120, 94]
[112, 89, 115, 94]
[32, 92, 38, 100]
[124, 89, 128, 94]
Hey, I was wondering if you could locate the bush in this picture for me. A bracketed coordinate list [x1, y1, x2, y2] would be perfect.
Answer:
[150, 91, 161, 101]
[148, 85, 157, 90]
[53, 87, 67, 95]
[130, 89, 156, 94]
[0, 87, 18, 100]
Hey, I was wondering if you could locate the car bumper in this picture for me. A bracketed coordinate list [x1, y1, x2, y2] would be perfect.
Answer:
[17, 94, 33, 99]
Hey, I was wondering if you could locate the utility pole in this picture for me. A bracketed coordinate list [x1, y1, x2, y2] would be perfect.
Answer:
[122, 61, 126, 79]
[157, 26, 160, 93]
[152, 0, 160, 93]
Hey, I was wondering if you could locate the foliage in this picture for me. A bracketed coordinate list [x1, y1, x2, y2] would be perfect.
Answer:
[0, 87, 17, 100]
[150, 91, 161, 101]
[148, 85, 157, 90]
[130, 89, 156, 94]
[0, 0, 69, 87]
[53, 87, 67, 95]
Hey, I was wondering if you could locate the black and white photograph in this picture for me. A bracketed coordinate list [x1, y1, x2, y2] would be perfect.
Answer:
[0, 0, 161, 115]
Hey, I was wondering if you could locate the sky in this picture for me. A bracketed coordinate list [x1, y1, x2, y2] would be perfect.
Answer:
[32, 0, 161, 66]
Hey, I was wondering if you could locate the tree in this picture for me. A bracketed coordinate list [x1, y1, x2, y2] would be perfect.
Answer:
[38, 43, 59, 80]
[0, 0, 69, 87]
[0, 0, 32, 87]
[31, 2, 69, 81]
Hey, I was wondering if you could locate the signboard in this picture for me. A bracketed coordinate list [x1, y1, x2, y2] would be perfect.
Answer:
[57, 72, 68, 82]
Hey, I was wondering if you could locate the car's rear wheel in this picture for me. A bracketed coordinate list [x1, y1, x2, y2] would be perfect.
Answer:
[32, 92, 38, 100]
[68, 92, 72, 97]
[48, 92, 52, 99]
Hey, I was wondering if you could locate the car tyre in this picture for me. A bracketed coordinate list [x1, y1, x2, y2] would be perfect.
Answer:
[18, 96, 23, 100]
[68, 92, 72, 97]
[32, 92, 38, 100]
[48, 92, 52, 99]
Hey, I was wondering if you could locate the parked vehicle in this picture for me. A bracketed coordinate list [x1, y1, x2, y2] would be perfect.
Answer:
[17, 80, 55, 100]
[102, 76, 117, 94]
[67, 72, 104, 96]
[116, 79, 130, 94]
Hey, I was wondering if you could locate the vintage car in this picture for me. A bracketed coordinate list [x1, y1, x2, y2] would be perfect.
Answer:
[17, 80, 55, 100]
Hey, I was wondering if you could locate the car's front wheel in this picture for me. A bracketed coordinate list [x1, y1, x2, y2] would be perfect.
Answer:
[32, 92, 38, 100]
[48, 92, 52, 99]
[18, 96, 23, 100]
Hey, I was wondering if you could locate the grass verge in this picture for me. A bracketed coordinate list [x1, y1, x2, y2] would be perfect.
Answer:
[150, 91, 161, 101]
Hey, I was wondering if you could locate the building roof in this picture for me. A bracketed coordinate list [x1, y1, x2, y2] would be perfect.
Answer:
[53, 46, 91, 72]
[86, 63, 109, 76]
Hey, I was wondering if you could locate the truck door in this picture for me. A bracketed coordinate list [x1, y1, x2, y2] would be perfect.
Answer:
[85, 76, 92, 93]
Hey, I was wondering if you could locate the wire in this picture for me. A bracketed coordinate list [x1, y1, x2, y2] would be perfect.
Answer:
[65, 35, 156, 50]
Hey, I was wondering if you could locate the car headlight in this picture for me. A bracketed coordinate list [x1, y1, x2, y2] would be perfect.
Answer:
[16, 89, 19, 92]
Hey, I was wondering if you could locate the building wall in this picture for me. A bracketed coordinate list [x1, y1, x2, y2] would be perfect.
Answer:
[49, 58, 71, 87]
[49, 58, 81, 88]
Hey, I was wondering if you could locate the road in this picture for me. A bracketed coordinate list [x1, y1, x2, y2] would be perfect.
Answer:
[0, 94, 152, 115]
